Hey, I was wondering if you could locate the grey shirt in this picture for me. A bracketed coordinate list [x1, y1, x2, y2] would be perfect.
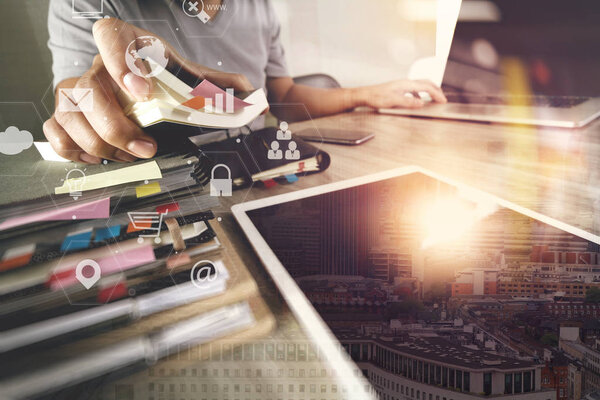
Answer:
[48, 0, 289, 91]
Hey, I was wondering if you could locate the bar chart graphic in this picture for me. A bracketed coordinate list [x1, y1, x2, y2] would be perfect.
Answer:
[211, 89, 235, 113]
[189, 80, 251, 114]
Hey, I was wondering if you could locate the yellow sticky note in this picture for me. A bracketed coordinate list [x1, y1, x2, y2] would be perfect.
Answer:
[55, 161, 162, 195]
[135, 181, 161, 198]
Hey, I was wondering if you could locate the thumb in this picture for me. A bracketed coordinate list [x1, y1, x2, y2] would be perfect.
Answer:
[92, 18, 156, 101]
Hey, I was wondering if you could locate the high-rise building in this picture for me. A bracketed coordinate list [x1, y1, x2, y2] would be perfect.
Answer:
[319, 187, 370, 276]
[368, 249, 412, 282]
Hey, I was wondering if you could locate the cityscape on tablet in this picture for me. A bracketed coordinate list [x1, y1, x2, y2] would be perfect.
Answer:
[249, 172, 600, 400]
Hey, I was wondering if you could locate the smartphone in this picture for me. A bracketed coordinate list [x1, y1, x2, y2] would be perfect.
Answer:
[295, 128, 375, 145]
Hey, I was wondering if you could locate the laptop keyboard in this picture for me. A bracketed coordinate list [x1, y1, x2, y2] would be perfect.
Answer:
[445, 93, 590, 108]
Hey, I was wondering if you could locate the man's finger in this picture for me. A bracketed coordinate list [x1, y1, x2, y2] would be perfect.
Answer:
[43, 116, 100, 164]
[93, 18, 155, 101]
[79, 64, 156, 160]
[394, 94, 425, 109]
[54, 105, 127, 162]
[412, 80, 447, 103]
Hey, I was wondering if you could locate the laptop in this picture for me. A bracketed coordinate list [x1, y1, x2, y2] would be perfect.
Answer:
[380, 0, 600, 128]
[71, 0, 104, 19]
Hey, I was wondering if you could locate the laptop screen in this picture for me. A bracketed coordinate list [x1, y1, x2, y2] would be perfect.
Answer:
[441, 0, 600, 97]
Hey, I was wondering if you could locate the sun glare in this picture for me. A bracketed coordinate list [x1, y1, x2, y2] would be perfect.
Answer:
[420, 196, 497, 249]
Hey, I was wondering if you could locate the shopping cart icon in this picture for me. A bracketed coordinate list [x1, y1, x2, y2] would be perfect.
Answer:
[127, 211, 165, 244]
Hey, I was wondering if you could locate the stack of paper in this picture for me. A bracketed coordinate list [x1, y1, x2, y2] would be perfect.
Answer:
[118, 59, 269, 129]
[0, 195, 274, 398]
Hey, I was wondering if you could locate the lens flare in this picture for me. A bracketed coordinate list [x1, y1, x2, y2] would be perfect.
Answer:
[420, 196, 497, 249]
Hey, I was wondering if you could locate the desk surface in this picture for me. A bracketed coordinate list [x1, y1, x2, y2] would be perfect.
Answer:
[224, 111, 600, 238]
[8, 111, 600, 399]
[158, 110, 600, 400]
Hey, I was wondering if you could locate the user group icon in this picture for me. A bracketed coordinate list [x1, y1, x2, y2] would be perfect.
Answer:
[268, 121, 300, 161]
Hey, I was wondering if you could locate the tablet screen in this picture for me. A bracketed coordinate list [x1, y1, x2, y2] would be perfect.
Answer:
[245, 171, 598, 398]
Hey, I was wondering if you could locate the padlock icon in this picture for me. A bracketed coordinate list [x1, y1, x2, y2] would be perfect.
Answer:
[210, 164, 232, 197]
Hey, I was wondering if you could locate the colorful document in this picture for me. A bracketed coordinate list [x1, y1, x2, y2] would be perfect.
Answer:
[180, 96, 206, 110]
[55, 161, 162, 195]
[48, 245, 156, 290]
[60, 229, 93, 252]
[189, 80, 251, 112]
[0, 244, 36, 272]
[135, 181, 162, 198]
[94, 225, 121, 242]
[121, 66, 269, 128]
[0, 197, 111, 231]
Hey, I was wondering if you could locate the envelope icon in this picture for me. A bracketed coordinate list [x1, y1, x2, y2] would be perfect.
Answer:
[58, 88, 94, 112]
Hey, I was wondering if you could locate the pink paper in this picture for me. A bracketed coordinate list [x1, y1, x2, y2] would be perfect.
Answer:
[48, 245, 156, 290]
[0, 197, 111, 231]
[189, 80, 250, 112]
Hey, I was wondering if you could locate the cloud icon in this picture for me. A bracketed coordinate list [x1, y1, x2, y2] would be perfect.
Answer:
[0, 126, 34, 155]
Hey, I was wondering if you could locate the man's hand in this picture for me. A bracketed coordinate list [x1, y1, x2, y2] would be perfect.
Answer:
[44, 56, 148, 163]
[354, 79, 447, 109]
[44, 18, 255, 164]
[267, 77, 446, 122]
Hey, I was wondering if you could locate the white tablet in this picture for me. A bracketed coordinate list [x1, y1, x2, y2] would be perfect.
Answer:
[233, 165, 599, 399]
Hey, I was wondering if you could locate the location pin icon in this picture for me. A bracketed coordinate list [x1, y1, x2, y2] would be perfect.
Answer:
[75, 259, 101, 289]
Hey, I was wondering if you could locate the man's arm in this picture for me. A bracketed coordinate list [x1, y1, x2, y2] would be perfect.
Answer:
[267, 76, 447, 122]
[262, 2, 446, 122]
[45, 17, 255, 163]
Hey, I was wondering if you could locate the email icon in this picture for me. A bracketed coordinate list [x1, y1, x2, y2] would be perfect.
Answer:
[58, 88, 94, 112]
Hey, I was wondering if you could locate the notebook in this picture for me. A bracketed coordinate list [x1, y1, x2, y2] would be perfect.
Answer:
[117, 59, 269, 129]
[198, 127, 331, 187]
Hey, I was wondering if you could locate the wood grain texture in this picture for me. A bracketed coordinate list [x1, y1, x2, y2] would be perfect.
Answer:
[220, 110, 600, 237]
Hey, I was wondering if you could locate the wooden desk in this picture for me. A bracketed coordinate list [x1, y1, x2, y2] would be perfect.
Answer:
[223, 111, 600, 238]
[165, 111, 598, 400]
[216, 111, 600, 341]
[13, 111, 600, 399]
[216, 112, 600, 336]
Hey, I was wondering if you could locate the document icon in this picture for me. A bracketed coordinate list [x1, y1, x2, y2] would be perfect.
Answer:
[58, 88, 94, 112]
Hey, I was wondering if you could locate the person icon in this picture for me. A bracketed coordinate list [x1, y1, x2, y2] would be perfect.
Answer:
[276, 121, 292, 140]
[285, 141, 300, 160]
[267, 140, 283, 160]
